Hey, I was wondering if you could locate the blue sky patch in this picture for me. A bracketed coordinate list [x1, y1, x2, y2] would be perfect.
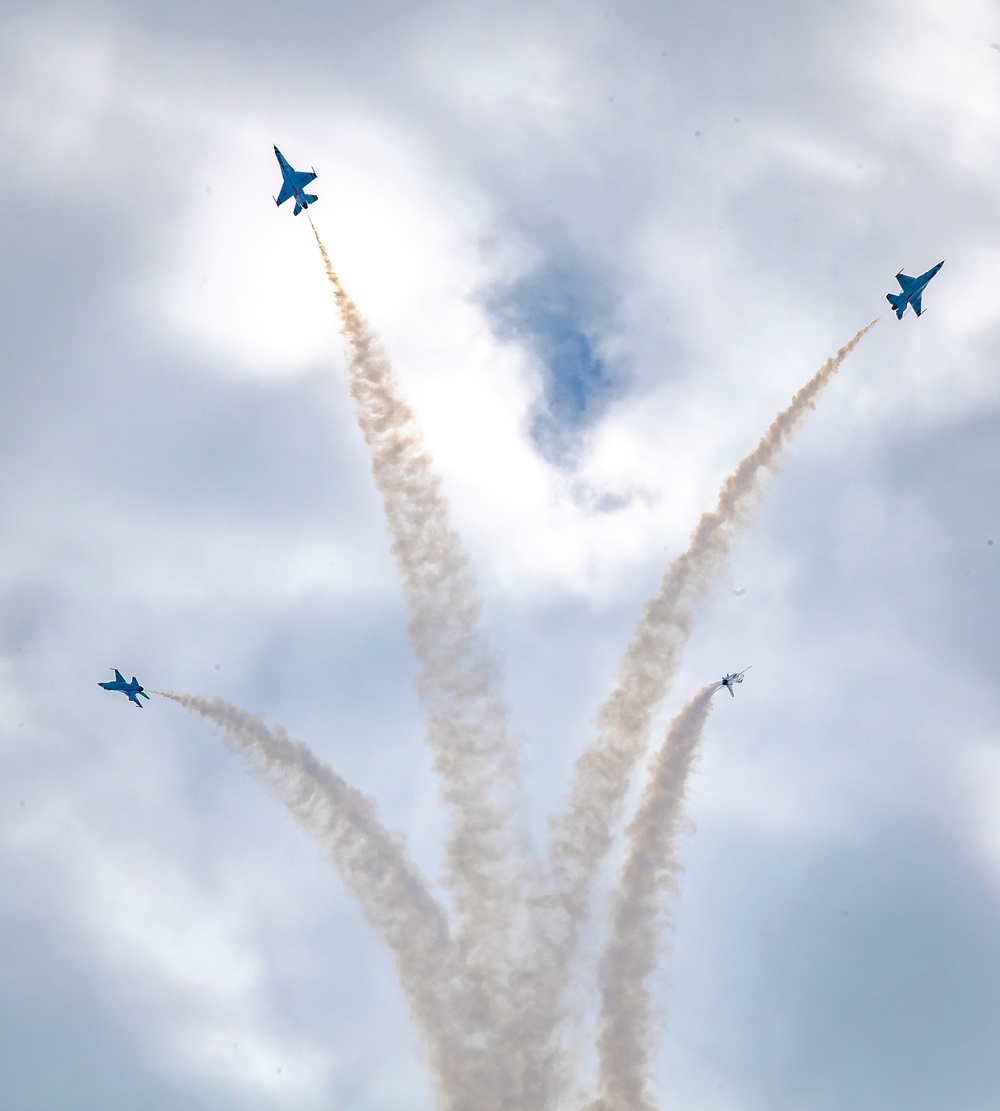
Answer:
[486, 266, 617, 464]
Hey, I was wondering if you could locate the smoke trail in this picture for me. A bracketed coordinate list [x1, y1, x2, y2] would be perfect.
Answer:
[595, 686, 716, 1111]
[157, 691, 496, 1111]
[530, 320, 879, 1083]
[306, 220, 533, 1097]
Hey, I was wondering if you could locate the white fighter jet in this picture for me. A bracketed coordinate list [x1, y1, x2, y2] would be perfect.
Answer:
[717, 667, 751, 698]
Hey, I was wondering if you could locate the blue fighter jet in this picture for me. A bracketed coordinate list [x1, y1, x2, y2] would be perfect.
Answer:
[273, 146, 318, 215]
[886, 260, 944, 319]
[99, 669, 150, 707]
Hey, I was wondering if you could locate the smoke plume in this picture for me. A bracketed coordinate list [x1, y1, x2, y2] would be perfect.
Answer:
[306, 219, 532, 1010]
[595, 685, 716, 1111]
[166, 214, 880, 1111]
[153, 692, 491, 1108]
[533, 319, 879, 1074]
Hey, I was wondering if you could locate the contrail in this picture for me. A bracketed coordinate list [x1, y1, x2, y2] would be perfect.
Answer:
[595, 685, 716, 1111]
[306, 220, 533, 1087]
[157, 691, 496, 1111]
[232, 217, 878, 1111]
[531, 320, 879, 1082]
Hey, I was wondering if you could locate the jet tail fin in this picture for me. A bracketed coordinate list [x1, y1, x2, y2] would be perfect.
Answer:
[886, 292, 906, 319]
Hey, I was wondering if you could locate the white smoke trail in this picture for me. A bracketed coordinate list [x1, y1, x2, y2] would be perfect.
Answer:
[306, 221, 533, 1103]
[528, 320, 879, 1090]
[156, 691, 495, 1111]
[595, 685, 716, 1111]
[233, 220, 878, 1111]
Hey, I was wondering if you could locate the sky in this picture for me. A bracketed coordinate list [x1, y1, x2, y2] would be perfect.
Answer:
[2, 0, 1000, 1108]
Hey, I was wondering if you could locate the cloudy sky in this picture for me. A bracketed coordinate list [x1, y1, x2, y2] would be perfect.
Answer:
[2, 0, 1000, 1108]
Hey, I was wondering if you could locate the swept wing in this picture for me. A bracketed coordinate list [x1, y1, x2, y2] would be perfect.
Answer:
[896, 271, 916, 292]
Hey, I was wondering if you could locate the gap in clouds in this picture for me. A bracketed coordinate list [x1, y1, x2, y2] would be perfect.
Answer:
[485, 261, 620, 467]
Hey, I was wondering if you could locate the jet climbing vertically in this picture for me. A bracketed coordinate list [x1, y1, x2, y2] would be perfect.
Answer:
[886, 260, 944, 319]
[99, 669, 150, 707]
[272, 146, 318, 216]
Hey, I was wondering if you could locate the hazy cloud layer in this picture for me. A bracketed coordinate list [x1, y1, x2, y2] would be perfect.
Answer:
[2, 1, 999, 1109]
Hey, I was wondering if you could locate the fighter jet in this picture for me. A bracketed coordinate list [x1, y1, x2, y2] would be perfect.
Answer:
[886, 260, 944, 319]
[98, 669, 150, 707]
[717, 667, 751, 698]
[273, 146, 318, 216]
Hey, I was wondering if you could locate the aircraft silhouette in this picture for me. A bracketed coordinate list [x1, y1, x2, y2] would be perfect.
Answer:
[886, 261, 944, 319]
[273, 146, 318, 216]
[98, 669, 150, 707]
[717, 667, 752, 698]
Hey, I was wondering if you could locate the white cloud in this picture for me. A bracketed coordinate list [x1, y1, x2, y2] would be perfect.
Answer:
[3, 2, 1000, 1108]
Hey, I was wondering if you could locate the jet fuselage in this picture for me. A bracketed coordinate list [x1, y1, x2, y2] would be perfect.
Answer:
[273, 146, 318, 216]
[886, 261, 944, 319]
[99, 668, 150, 707]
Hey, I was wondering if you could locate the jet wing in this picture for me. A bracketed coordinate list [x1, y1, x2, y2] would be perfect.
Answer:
[275, 179, 295, 206]
[293, 170, 317, 188]
[114, 668, 126, 682]
[896, 272, 916, 292]
[911, 291, 923, 316]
